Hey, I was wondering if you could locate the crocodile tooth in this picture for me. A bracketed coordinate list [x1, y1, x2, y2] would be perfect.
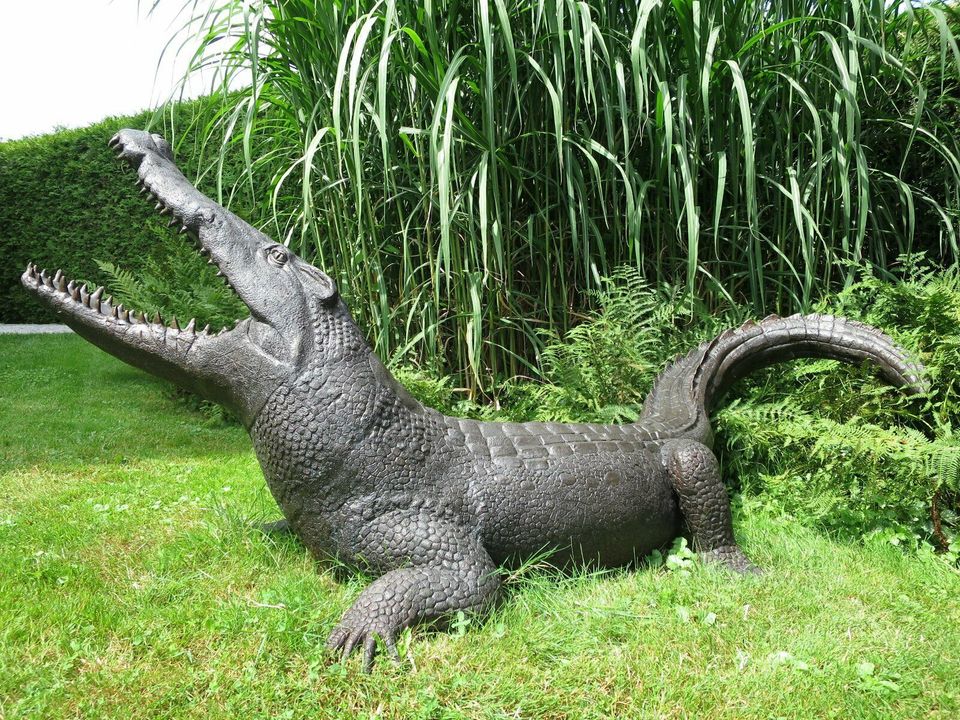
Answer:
[53, 269, 63, 285]
[120, 308, 130, 322]
[56, 274, 66, 292]
[140, 186, 149, 196]
[80, 284, 90, 306]
[91, 286, 104, 304]
[40, 269, 51, 286]
[201, 324, 210, 334]
[135, 310, 146, 324]
[167, 217, 178, 227]
[111, 306, 119, 319]
[168, 315, 180, 331]
[155, 202, 164, 212]
[179, 225, 189, 234]
[24, 262, 34, 277]
[67, 280, 78, 299]
[153, 311, 162, 325]
[185, 318, 196, 334]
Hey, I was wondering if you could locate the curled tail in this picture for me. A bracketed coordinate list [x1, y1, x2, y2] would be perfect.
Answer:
[639, 314, 926, 446]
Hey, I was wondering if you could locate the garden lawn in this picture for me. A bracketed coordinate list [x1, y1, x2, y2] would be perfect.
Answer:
[1, 335, 958, 719]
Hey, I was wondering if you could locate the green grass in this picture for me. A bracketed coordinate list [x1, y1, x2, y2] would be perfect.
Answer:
[1, 334, 958, 719]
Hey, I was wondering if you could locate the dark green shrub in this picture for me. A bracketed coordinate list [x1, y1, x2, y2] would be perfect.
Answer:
[0, 97, 260, 323]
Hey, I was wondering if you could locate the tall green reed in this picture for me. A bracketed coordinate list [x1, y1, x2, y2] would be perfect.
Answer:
[159, 0, 960, 396]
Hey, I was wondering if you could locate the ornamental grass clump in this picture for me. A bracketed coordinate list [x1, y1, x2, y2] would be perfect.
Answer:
[165, 0, 960, 395]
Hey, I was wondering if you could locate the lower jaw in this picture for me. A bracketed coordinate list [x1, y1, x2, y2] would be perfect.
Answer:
[22, 262, 245, 341]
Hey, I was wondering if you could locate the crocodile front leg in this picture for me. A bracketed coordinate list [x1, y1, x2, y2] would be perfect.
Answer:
[327, 510, 500, 672]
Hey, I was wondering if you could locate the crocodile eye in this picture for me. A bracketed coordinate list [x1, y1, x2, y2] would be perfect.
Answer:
[267, 246, 288, 266]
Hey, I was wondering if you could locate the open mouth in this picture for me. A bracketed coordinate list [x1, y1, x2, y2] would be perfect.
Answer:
[21, 133, 248, 339]
[19, 262, 230, 336]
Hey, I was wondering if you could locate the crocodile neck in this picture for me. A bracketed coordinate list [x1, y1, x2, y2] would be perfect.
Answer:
[248, 307, 447, 552]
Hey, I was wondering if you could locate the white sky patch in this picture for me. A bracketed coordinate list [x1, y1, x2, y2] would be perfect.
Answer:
[0, 1, 227, 141]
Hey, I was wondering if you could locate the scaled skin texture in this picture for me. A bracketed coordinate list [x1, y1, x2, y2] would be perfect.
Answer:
[21, 130, 927, 672]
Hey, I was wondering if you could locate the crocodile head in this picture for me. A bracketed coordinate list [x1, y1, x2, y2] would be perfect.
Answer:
[21, 129, 341, 427]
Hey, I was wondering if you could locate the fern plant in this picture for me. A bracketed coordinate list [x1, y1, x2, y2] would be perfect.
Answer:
[94, 227, 246, 331]
[488, 268, 744, 423]
[713, 258, 960, 555]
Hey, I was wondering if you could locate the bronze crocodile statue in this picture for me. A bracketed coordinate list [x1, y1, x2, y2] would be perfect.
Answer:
[21, 130, 925, 672]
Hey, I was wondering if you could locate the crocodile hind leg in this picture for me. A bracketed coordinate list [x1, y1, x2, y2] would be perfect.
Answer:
[327, 510, 501, 672]
[660, 439, 760, 574]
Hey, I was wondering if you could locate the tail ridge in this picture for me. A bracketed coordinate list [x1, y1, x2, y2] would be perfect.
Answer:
[638, 313, 925, 446]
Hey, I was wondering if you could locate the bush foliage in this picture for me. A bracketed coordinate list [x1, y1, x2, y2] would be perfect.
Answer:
[715, 264, 960, 557]
[0, 98, 257, 324]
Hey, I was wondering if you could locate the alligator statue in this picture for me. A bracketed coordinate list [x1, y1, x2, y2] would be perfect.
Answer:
[21, 130, 925, 672]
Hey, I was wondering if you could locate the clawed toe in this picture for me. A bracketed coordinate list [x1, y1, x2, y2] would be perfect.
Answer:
[326, 621, 401, 673]
[259, 518, 292, 536]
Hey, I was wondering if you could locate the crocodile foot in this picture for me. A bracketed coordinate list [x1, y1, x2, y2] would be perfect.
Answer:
[700, 544, 763, 575]
[327, 605, 402, 673]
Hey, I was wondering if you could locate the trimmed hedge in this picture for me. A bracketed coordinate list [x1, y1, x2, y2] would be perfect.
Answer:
[0, 99, 257, 323]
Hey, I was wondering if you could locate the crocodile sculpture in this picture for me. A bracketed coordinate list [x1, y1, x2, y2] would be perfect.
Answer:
[21, 130, 925, 672]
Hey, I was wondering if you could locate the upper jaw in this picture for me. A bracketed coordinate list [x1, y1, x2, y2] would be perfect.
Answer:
[109, 131, 235, 286]
[108, 129, 278, 329]
[109, 131, 217, 235]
